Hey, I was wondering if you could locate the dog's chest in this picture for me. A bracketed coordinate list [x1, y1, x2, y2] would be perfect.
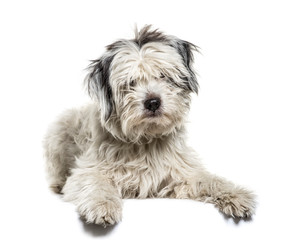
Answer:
[100, 141, 173, 198]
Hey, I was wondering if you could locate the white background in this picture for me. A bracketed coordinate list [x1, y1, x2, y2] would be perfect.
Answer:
[1, 0, 301, 239]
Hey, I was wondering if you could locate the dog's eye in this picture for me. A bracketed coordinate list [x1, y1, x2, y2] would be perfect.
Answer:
[160, 73, 165, 79]
[129, 79, 136, 87]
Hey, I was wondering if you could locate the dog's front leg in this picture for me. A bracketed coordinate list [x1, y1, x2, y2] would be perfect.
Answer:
[62, 167, 122, 226]
[170, 167, 256, 218]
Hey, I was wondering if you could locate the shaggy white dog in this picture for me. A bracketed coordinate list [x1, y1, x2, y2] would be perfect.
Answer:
[44, 25, 256, 226]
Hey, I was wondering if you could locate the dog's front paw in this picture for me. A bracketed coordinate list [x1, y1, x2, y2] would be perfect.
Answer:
[215, 187, 256, 218]
[77, 199, 123, 227]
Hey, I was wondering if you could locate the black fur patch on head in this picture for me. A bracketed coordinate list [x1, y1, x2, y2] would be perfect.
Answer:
[106, 40, 127, 52]
[170, 39, 199, 94]
[133, 25, 168, 48]
[86, 54, 115, 120]
[106, 25, 168, 52]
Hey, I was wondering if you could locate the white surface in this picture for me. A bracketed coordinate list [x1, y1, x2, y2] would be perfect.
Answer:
[1, 0, 301, 239]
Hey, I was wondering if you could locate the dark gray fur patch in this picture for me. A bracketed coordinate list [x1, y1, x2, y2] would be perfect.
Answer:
[86, 54, 115, 120]
[170, 40, 199, 94]
[106, 25, 168, 51]
[133, 25, 168, 47]
[106, 40, 127, 51]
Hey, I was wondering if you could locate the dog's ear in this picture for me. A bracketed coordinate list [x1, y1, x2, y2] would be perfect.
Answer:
[171, 39, 199, 94]
[85, 54, 115, 121]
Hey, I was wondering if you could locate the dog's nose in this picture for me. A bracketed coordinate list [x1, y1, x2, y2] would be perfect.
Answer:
[144, 98, 161, 112]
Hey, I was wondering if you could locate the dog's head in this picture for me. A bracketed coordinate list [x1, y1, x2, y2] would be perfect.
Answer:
[85, 25, 199, 143]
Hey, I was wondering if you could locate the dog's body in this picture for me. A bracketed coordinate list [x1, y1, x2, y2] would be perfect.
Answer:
[44, 26, 256, 226]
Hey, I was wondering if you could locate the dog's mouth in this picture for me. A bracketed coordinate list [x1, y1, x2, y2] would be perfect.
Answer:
[144, 109, 162, 118]
[142, 109, 174, 129]
[123, 109, 179, 140]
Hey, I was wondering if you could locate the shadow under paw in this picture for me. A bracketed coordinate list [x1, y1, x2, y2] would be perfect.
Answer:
[80, 216, 117, 236]
[219, 208, 254, 224]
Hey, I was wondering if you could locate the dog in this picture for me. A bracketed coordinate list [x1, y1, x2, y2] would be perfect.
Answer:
[44, 25, 256, 226]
